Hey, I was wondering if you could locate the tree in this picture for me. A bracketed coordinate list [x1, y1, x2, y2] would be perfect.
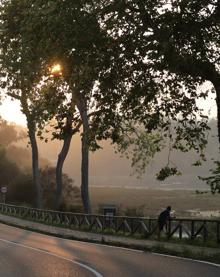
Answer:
[37, 78, 76, 210]
[0, 147, 21, 186]
[40, 166, 82, 211]
[1, 0, 214, 212]
[0, 1, 46, 208]
[5, 0, 117, 213]
[89, 0, 216, 178]
[99, 0, 220, 140]
[0, 118, 25, 146]
[7, 174, 35, 206]
[0, 119, 28, 201]
[114, 122, 164, 176]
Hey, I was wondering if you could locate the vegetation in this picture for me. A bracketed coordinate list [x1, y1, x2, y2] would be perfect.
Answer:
[97, 0, 216, 178]
[0, 119, 28, 193]
[0, 119, 80, 210]
[0, 0, 46, 207]
[99, 0, 220, 137]
[90, 187, 220, 217]
[200, 161, 220, 194]
[0, 0, 219, 212]
[40, 166, 82, 211]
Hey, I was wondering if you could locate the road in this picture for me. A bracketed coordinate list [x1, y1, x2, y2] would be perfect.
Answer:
[0, 223, 219, 276]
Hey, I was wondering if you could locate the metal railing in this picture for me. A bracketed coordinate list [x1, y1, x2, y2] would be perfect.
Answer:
[0, 203, 219, 243]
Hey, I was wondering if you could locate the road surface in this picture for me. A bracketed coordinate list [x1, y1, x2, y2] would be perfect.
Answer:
[0, 223, 219, 276]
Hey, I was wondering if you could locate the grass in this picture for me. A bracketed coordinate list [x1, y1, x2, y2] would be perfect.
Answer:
[90, 187, 220, 218]
[149, 244, 220, 265]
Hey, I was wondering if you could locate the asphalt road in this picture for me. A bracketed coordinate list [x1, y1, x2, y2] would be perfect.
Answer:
[0, 223, 219, 277]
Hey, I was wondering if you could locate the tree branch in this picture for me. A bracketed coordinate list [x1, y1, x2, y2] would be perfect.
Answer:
[7, 92, 21, 100]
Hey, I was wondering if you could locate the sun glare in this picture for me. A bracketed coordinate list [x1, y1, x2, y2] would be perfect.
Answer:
[50, 63, 62, 76]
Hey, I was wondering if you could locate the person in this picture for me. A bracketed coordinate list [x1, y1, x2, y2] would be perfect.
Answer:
[157, 206, 171, 240]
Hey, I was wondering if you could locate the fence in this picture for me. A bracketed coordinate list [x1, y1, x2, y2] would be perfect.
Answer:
[0, 203, 219, 243]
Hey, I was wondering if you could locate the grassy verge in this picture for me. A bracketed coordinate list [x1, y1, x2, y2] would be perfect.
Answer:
[149, 244, 220, 265]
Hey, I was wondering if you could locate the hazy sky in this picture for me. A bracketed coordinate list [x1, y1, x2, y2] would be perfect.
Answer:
[0, 98, 26, 126]
[0, 87, 217, 127]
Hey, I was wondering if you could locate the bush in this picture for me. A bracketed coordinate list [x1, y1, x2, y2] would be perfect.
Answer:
[124, 205, 145, 217]
[40, 167, 83, 211]
[7, 174, 35, 206]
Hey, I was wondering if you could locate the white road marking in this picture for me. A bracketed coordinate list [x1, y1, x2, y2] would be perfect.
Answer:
[0, 237, 103, 277]
[152, 252, 220, 268]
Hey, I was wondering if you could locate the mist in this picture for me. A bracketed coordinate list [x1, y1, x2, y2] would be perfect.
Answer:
[1, 118, 218, 191]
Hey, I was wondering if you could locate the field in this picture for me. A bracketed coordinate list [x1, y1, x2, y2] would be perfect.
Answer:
[90, 187, 220, 218]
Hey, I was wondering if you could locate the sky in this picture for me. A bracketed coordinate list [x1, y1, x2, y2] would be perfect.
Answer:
[0, 87, 217, 127]
[0, 98, 27, 126]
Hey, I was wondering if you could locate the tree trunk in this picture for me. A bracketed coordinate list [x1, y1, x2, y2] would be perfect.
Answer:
[21, 93, 43, 209]
[216, 87, 220, 143]
[27, 121, 43, 209]
[55, 115, 73, 210]
[77, 98, 91, 214]
[212, 79, 220, 143]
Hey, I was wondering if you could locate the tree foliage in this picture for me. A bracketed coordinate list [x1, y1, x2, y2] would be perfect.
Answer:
[199, 161, 220, 194]
[98, 0, 219, 139]
[1, 0, 218, 204]
[40, 167, 82, 211]
[95, 0, 217, 179]
[115, 122, 164, 176]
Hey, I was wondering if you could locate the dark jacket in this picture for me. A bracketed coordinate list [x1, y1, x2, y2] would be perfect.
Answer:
[158, 209, 170, 225]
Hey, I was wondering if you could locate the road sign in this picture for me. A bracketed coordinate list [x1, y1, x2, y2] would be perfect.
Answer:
[1, 186, 7, 194]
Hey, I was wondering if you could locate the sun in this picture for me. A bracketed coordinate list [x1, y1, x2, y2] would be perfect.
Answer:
[50, 63, 62, 76]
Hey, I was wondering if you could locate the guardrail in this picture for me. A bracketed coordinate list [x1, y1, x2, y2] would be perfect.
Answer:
[0, 203, 219, 243]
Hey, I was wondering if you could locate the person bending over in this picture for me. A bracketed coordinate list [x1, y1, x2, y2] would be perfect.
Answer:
[158, 206, 171, 239]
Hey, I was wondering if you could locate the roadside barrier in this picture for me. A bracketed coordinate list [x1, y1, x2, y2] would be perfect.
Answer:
[0, 203, 219, 243]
